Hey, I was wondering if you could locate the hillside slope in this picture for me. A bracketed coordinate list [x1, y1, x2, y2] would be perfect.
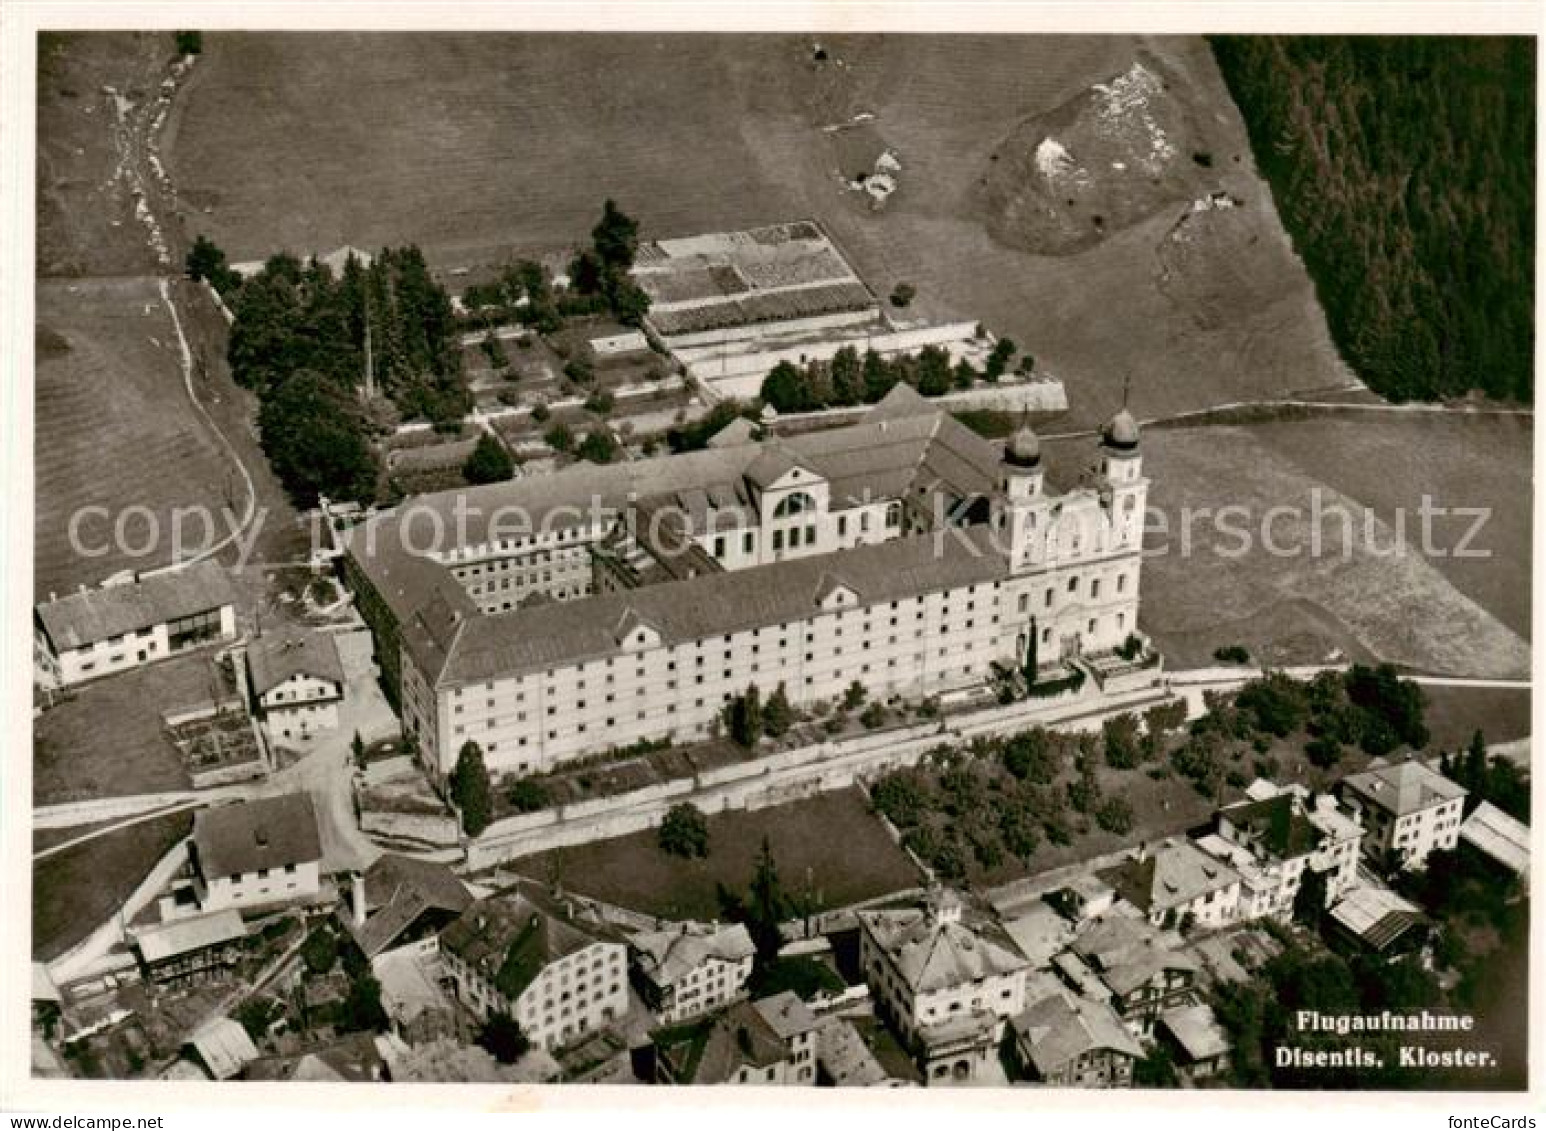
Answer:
[165, 32, 1355, 427]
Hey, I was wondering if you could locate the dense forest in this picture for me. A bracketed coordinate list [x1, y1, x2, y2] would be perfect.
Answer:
[1211, 36, 1534, 403]
[189, 239, 470, 504]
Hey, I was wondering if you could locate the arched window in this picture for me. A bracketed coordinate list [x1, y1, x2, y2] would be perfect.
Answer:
[773, 491, 816, 518]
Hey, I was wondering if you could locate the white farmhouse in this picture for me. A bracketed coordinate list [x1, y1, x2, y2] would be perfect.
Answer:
[34, 560, 238, 688]
[189, 793, 323, 912]
[246, 631, 346, 740]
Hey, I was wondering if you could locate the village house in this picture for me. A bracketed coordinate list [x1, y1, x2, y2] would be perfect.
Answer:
[340, 853, 473, 961]
[130, 909, 249, 986]
[630, 921, 756, 1024]
[438, 888, 628, 1052]
[1338, 758, 1467, 870]
[1099, 838, 1243, 931]
[1156, 1002, 1232, 1082]
[373, 947, 460, 1048]
[33, 560, 239, 688]
[1009, 976, 1143, 1087]
[1061, 913, 1199, 1032]
[651, 991, 818, 1086]
[855, 890, 1032, 1085]
[246, 631, 347, 740]
[1195, 780, 1363, 921]
[189, 793, 323, 912]
[343, 393, 1153, 781]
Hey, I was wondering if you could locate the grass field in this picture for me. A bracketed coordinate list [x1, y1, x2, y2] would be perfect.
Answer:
[32, 809, 193, 962]
[34, 279, 233, 599]
[509, 788, 922, 921]
[31, 651, 238, 805]
[1113, 412, 1531, 678]
[1421, 685, 1532, 751]
[165, 32, 1351, 427]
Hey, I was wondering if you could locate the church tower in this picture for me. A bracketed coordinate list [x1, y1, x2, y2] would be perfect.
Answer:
[1100, 407, 1146, 550]
[995, 422, 1049, 571]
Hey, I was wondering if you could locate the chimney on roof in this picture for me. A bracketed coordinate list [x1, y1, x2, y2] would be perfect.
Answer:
[1135, 841, 1148, 863]
[351, 871, 367, 928]
[255, 827, 269, 848]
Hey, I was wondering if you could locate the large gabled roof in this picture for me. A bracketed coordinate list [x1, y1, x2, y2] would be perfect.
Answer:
[344, 853, 473, 959]
[247, 631, 345, 697]
[1013, 990, 1142, 1076]
[1219, 792, 1323, 860]
[1099, 839, 1241, 915]
[439, 890, 614, 1003]
[36, 560, 237, 651]
[631, 922, 755, 989]
[192, 793, 321, 879]
[439, 524, 1008, 685]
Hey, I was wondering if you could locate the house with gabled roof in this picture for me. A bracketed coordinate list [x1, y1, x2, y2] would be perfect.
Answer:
[630, 920, 756, 1024]
[189, 793, 323, 912]
[247, 630, 346, 740]
[1099, 838, 1242, 931]
[650, 991, 818, 1086]
[1065, 912, 1199, 1031]
[34, 560, 238, 688]
[438, 887, 628, 1051]
[341, 853, 473, 960]
[1010, 985, 1143, 1087]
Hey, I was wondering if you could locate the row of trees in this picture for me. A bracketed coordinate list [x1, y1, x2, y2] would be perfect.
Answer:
[1211, 36, 1534, 403]
[759, 337, 1021, 415]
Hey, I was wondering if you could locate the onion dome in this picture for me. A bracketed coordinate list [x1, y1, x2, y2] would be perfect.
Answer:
[1004, 424, 1042, 468]
[1102, 407, 1140, 451]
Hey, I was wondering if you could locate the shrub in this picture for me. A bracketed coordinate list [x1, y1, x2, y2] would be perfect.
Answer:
[175, 30, 203, 55]
[506, 779, 549, 814]
[1095, 796, 1135, 836]
[658, 803, 710, 858]
[1214, 644, 1251, 664]
[889, 282, 916, 308]
[860, 702, 887, 729]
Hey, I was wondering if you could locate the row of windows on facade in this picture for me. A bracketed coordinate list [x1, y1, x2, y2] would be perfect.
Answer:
[449, 570, 1131, 696]
[452, 652, 986, 745]
[453, 546, 588, 578]
[268, 681, 341, 704]
[441, 523, 599, 562]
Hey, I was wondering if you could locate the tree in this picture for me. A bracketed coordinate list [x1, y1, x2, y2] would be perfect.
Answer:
[859, 702, 887, 729]
[1095, 796, 1134, 835]
[658, 803, 710, 858]
[257, 370, 379, 506]
[983, 337, 1017, 381]
[544, 420, 575, 453]
[1102, 713, 1142, 769]
[1293, 866, 1329, 932]
[507, 778, 549, 814]
[175, 29, 203, 54]
[1002, 728, 1060, 784]
[889, 281, 916, 307]
[451, 740, 493, 838]
[726, 685, 763, 748]
[763, 683, 794, 738]
[576, 429, 619, 464]
[351, 730, 366, 770]
[746, 837, 788, 958]
[829, 346, 864, 406]
[185, 234, 238, 294]
[591, 199, 640, 274]
[476, 1012, 531, 1064]
[301, 928, 339, 975]
[1134, 1043, 1179, 1088]
[842, 681, 868, 711]
[914, 345, 952, 396]
[341, 972, 388, 1033]
[761, 360, 812, 413]
[462, 432, 515, 485]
